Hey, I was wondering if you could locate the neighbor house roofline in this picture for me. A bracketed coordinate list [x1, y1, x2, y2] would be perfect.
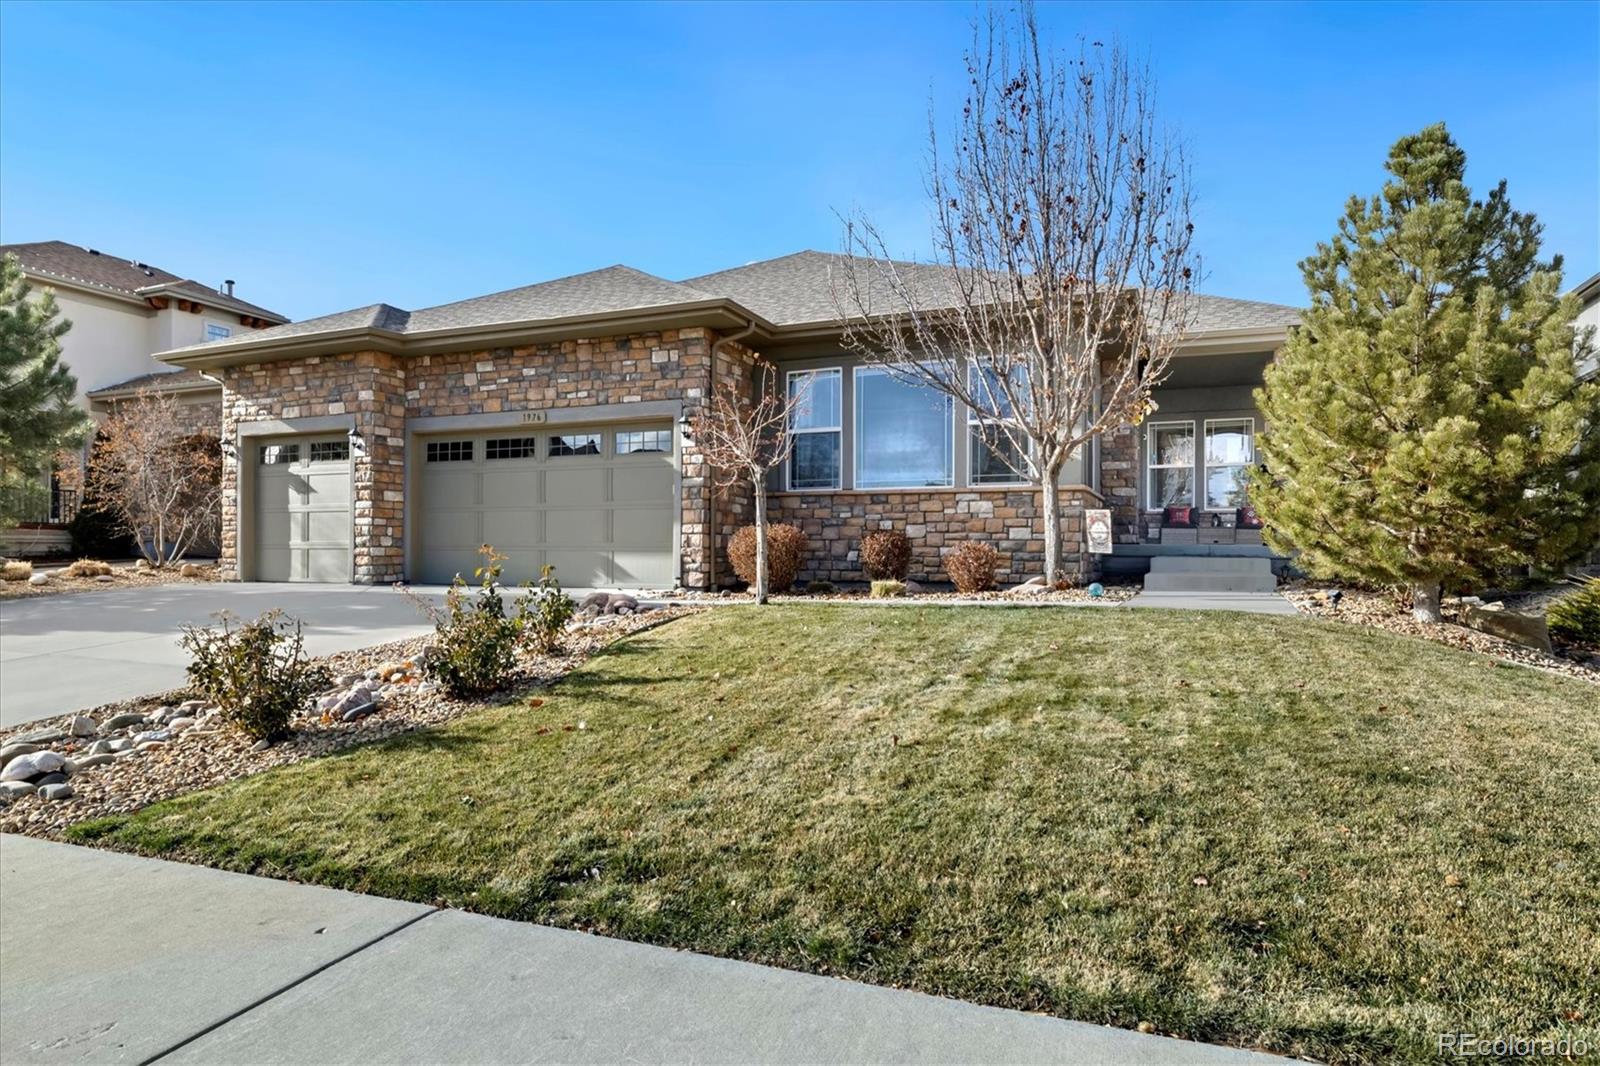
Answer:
[1571, 270, 1600, 307]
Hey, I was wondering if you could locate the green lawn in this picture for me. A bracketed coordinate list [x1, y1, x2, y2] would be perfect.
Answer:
[73, 607, 1597, 1063]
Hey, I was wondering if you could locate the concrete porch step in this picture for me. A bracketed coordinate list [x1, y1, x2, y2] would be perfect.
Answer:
[1143, 555, 1277, 593]
[1143, 571, 1279, 593]
[1147, 556, 1275, 574]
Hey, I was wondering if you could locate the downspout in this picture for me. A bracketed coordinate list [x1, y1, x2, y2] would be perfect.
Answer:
[706, 318, 759, 591]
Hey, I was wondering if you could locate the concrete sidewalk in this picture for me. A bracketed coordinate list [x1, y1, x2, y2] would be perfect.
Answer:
[0, 835, 1283, 1065]
[1125, 591, 1301, 616]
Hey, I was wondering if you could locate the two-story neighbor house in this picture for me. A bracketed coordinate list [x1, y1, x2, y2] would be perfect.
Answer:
[1, 241, 287, 555]
[151, 251, 1299, 590]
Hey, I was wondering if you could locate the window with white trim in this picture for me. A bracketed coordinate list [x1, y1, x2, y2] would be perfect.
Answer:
[260, 443, 300, 465]
[1203, 419, 1254, 510]
[854, 367, 953, 489]
[967, 365, 1030, 485]
[204, 322, 232, 343]
[787, 368, 841, 490]
[485, 437, 537, 460]
[309, 440, 349, 463]
[1146, 421, 1195, 509]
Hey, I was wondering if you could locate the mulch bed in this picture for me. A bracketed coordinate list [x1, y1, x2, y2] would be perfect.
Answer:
[0, 607, 696, 838]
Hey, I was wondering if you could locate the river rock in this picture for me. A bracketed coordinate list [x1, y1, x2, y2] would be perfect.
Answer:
[94, 574, 115, 583]
[28, 573, 48, 586]
[68, 715, 98, 737]
[340, 702, 377, 723]
[74, 753, 115, 770]
[0, 781, 37, 799]
[0, 751, 65, 782]
[132, 730, 172, 745]
[38, 783, 74, 801]
[178, 699, 207, 713]
[106, 738, 134, 753]
[15, 727, 64, 745]
[0, 743, 43, 769]
[101, 713, 146, 730]
[32, 772, 68, 787]
[136, 741, 167, 753]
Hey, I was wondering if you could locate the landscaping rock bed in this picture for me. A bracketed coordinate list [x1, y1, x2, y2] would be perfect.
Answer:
[0, 560, 220, 600]
[1283, 583, 1599, 684]
[666, 579, 1138, 605]
[0, 606, 695, 837]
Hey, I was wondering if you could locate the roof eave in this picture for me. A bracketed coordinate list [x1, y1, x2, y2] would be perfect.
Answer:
[87, 380, 220, 401]
[156, 299, 778, 370]
[1173, 325, 1292, 355]
[17, 268, 151, 309]
[133, 282, 290, 324]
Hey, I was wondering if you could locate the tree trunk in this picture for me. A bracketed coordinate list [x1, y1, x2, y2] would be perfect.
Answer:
[753, 481, 769, 605]
[1040, 459, 1064, 585]
[1411, 581, 1443, 623]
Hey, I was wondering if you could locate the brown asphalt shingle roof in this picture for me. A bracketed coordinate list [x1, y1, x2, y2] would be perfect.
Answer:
[2, 240, 287, 323]
[85, 368, 214, 397]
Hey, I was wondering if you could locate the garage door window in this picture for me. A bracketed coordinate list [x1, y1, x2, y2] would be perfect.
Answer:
[309, 440, 349, 462]
[616, 429, 671, 454]
[549, 433, 601, 457]
[486, 437, 537, 460]
[426, 440, 474, 463]
[260, 444, 299, 464]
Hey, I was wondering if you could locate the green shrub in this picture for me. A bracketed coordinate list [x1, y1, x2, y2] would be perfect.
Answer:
[727, 523, 808, 593]
[860, 529, 911, 581]
[68, 498, 135, 559]
[946, 541, 1000, 593]
[525, 564, 576, 655]
[412, 547, 526, 697]
[870, 579, 906, 598]
[1548, 577, 1600, 645]
[180, 610, 330, 741]
[805, 580, 836, 595]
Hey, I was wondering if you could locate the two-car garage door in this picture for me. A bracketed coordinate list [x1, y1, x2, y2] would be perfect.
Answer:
[416, 423, 676, 588]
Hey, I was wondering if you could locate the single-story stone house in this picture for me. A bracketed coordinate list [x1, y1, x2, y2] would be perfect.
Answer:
[155, 251, 1300, 589]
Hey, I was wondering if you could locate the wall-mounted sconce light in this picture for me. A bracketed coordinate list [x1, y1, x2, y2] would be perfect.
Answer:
[677, 411, 693, 443]
[348, 426, 368, 457]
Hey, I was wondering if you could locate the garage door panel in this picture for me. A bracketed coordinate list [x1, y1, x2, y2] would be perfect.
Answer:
[544, 507, 607, 545]
[255, 510, 297, 549]
[545, 467, 607, 505]
[304, 470, 351, 505]
[482, 469, 540, 502]
[422, 472, 479, 509]
[613, 466, 672, 503]
[423, 509, 479, 546]
[496, 551, 545, 586]
[483, 510, 542, 549]
[545, 550, 610, 588]
[613, 507, 672, 548]
[306, 548, 349, 583]
[613, 550, 673, 587]
[256, 547, 293, 583]
[306, 510, 349, 542]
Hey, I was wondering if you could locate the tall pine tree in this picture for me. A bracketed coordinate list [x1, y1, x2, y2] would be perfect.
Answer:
[1250, 124, 1600, 621]
[0, 253, 92, 528]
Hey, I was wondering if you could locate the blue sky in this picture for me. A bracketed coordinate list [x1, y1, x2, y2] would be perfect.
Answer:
[1, 1, 1595, 322]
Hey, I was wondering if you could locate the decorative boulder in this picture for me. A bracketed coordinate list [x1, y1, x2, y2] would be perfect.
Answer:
[28, 573, 48, 586]
[1461, 602, 1552, 653]
[0, 750, 65, 783]
[68, 715, 98, 737]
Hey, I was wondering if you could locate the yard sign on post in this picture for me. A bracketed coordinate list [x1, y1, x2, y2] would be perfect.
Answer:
[1085, 509, 1113, 554]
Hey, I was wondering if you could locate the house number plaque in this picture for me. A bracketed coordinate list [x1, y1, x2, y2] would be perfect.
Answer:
[520, 410, 549, 424]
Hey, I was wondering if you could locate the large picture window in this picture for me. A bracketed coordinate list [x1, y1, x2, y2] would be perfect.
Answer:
[854, 367, 953, 489]
[1204, 418, 1254, 509]
[787, 368, 841, 490]
[967, 366, 1030, 485]
[1146, 421, 1194, 509]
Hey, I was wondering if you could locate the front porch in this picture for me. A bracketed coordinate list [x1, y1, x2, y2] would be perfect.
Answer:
[1101, 540, 1291, 579]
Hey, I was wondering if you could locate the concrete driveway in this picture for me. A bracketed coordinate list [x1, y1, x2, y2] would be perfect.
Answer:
[0, 584, 440, 728]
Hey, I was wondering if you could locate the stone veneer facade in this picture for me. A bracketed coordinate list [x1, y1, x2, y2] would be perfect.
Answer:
[771, 487, 1101, 586]
[217, 328, 756, 587]
[215, 324, 1125, 589]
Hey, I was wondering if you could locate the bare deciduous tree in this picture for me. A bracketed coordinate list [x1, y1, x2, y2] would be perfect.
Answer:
[691, 359, 810, 603]
[60, 389, 222, 566]
[833, 3, 1197, 582]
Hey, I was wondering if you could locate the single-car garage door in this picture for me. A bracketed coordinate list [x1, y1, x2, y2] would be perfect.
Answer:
[253, 436, 353, 582]
[417, 423, 676, 588]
